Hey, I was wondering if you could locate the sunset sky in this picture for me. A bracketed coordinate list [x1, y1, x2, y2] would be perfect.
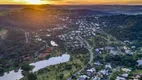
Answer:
[0, 0, 142, 5]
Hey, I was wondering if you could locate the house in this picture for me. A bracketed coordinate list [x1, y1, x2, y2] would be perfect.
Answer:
[23, 56, 31, 61]
[110, 50, 118, 55]
[94, 62, 102, 66]
[99, 69, 109, 75]
[39, 48, 51, 59]
[0, 29, 8, 40]
[123, 46, 132, 54]
[92, 76, 101, 80]
[43, 48, 51, 53]
[129, 74, 142, 80]
[120, 74, 128, 78]
[131, 46, 136, 49]
[105, 64, 112, 69]
[78, 75, 89, 80]
[36, 38, 42, 42]
[86, 68, 96, 76]
[121, 68, 131, 72]
[50, 41, 58, 46]
[116, 76, 126, 80]
[95, 48, 100, 52]
[39, 53, 49, 59]
[87, 68, 96, 73]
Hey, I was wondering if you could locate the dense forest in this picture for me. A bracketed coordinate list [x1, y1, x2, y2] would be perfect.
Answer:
[100, 14, 142, 41]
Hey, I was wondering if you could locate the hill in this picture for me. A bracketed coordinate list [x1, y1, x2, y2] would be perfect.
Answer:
[0, 7, 111, 30]
[100, 14, 142, 41]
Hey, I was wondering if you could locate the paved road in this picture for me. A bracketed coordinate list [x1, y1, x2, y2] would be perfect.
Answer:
[68, 35, 94, 80]
[25, 32, 29, 44]
[78, 35, 93, 64]
[19, 29, 30, 44]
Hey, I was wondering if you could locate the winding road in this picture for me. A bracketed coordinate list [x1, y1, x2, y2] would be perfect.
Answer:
[68, 35, 94, 80]
[78, 35, 93, 64]
[25, 32, 30, 44]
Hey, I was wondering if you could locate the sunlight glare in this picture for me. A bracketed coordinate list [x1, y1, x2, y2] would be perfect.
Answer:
[26, 0, 41, 4]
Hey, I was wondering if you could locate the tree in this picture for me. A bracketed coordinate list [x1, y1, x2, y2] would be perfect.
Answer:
[59, 74, 64, 79]
[110, 71, 121, 80]
[27, 72, 37, 80]
[46, 55, 51, 60]
[21, 63, 32, 72]
[0, 68, 4, 76]
[138, 65, 142, 69]
[122, 55, 137, 67]
[65, 63, 72, 70]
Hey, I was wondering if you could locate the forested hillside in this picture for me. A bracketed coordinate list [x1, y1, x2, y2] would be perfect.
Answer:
[100, 14, 142, 41]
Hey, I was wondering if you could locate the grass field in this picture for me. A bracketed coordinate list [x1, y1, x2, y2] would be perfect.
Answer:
[18, 51, 89, 80]
[132, 69, 142, 74]
[35, 53, 89, 80]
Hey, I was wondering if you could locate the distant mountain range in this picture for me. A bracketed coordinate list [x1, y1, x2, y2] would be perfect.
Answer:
[0, 5, 141, 14]
[0, 7, 112, 30]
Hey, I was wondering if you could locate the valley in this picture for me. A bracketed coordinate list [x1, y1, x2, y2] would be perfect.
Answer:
[0, 5, 141, 80]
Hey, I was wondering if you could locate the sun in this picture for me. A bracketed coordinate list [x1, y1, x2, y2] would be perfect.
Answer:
[26, 0, 41, 4]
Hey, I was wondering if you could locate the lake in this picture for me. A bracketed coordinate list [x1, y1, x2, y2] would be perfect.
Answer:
[0, 54, 70, 80]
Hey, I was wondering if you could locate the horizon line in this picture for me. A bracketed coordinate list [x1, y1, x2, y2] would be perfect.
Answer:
[0, 4, 141, 6]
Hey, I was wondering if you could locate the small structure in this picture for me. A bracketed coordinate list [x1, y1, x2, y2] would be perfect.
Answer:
[105, 64, 112, 69]
[23, 56, 31, 61]
[121, 68, 131, 73]
[120, 74, 128, 78]
[99, 69, 109, 75]
[78, 75, 89, 80]
[50, 40, 58, 46]
[92, 75, 101, 80]
[94, 62, 102, 66]
[86, 68, 96, 76]
[129, 74, 142, 80]
[39, 48, 51, 59]
[116, 76, 126, 80]
[0, 29, 8, 40]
